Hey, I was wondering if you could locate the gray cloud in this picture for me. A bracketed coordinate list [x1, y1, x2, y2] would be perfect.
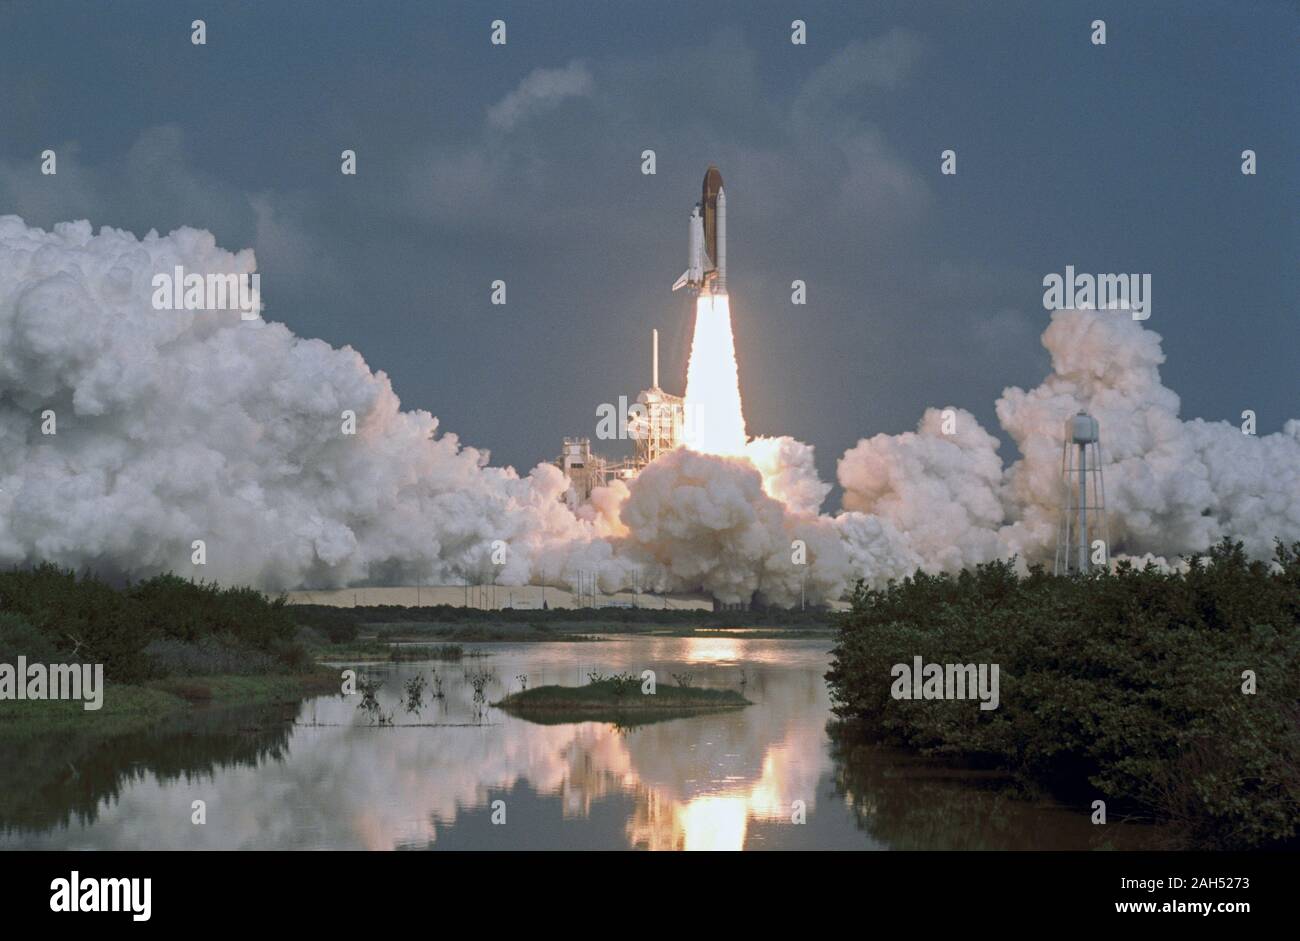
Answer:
[487, 60, 595, 131]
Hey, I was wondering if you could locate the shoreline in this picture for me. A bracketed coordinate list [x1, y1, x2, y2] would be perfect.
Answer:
[0, 669, 339, 740]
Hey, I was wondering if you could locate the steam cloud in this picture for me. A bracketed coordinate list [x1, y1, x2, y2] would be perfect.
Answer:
[2, 218, 1296, 606]
[0, 218, 611, 592]
[836, 308, 1300, 578]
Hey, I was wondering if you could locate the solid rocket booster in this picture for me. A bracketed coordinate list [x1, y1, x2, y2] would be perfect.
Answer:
[672, 164, 726, 295]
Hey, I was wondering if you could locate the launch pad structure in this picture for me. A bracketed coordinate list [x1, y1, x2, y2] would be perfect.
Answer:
[556, 328, 685, 508]
[628, 327, 686, 467]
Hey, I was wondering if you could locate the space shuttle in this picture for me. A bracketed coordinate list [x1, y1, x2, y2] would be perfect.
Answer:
[672, 165, 726, 295]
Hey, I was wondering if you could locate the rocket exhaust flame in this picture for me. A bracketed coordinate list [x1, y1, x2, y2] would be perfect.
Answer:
[683, 293, 748, 457]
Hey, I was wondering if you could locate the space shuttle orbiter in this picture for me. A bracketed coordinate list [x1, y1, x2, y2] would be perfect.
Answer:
[672, 164, 726, 295]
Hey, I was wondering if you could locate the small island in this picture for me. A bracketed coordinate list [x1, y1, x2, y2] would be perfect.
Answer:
[494, 676, 750, 721]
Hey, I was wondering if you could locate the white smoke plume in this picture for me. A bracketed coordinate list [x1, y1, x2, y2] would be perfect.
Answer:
[0, 217, 609, 591]
[3, 217, 1295, 605]
[837, 308, 1300, 584]
[995, 309, 1300, 563]
[743, 435, 831, 517]
[837, 406, 1006, 572]
[616, 448, 847, 605]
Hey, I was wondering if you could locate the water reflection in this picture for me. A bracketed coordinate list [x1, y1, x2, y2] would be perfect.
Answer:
[0, 701, 297, 836]
[0, 637, 1165, 850]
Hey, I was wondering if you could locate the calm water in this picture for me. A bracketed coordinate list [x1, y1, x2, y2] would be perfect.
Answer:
[0, 637, 1162, 850]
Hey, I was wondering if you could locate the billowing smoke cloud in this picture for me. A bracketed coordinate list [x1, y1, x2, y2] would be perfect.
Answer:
[3, 217, 1295, 605]
[0, 217, 611, 591]
[618, 448, 846, 605]
[743, 435, 831, 517]
[837, 308, 1300, 582]
[996, 309, 1300, 563]
[838, 407, 1006, 572]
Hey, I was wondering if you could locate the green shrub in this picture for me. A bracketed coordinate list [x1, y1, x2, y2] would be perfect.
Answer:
[128, 575, 298, 650]
[0, 612, 61, 663]
[0, 565, 310, 681]
[826, 539, 1300, 849]
[0, 564, 156, 681]
[290, 606, 360, 643]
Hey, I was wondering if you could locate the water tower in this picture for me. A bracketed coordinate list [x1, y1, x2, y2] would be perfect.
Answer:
[1054, 411, 1109, 575]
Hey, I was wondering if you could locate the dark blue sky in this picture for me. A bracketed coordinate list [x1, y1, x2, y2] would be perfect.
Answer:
[2, 0, 1294, 481]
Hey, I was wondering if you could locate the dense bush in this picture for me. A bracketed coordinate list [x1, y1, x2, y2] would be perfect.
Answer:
[0, 612, 61, 664]
[129, 574, 299, 651]
[0, 566, 308, 681]
[0, 565, 156, 681]
[826, 539, 1300, 849]
[289, 605, 360, 643]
